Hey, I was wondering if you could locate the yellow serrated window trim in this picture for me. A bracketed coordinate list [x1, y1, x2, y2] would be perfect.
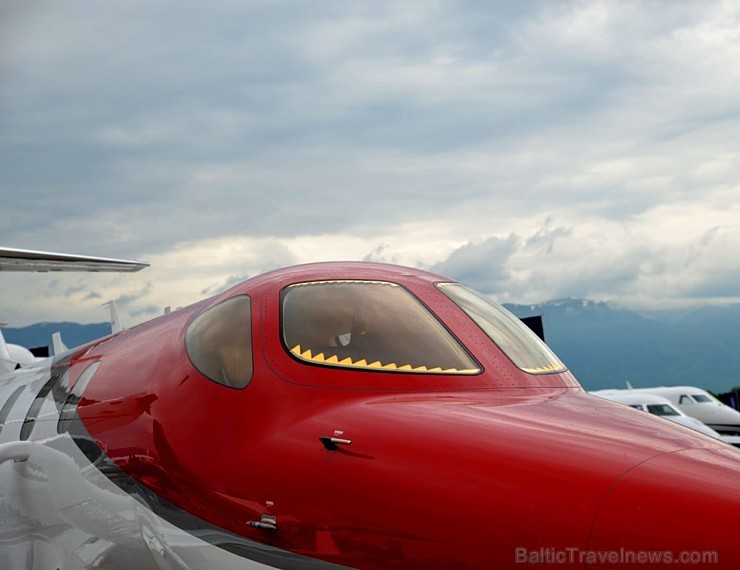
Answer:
[290, 345, 480, 375]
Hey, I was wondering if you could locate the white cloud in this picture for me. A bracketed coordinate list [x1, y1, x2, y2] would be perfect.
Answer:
[3, 1, 740, 325]
[430, 198, 740, 311]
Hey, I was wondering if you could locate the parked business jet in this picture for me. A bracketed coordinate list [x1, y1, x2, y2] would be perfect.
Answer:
[601, 385, 740, 436]
[2, 249, 740, 569]
[590, 390, 740, 446]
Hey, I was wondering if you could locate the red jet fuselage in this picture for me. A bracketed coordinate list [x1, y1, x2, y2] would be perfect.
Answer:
[6, 262, 740, 569]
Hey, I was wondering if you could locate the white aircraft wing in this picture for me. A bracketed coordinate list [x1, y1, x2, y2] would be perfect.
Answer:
[0, 247, 149, 272]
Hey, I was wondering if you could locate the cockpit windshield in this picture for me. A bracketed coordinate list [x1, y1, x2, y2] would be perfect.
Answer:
[282, 280, 480, 374]
[437, 283, 566, 375]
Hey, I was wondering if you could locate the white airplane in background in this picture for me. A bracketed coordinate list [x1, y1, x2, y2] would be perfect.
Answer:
[0, 247, 148, 373]
[594, 384, 740, 436]
[590, 390, 740, 447]
[1, 303, 124, 372]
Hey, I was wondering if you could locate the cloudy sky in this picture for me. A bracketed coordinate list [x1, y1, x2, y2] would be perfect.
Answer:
[2, 0, 740, 327]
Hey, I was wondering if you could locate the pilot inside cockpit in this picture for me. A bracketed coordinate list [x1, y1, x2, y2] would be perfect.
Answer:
[282, 280, 479, 374]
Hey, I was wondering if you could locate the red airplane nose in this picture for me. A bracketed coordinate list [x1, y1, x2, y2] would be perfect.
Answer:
[587, 443, 740, 568]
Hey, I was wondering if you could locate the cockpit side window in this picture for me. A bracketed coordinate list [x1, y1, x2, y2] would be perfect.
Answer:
[646, 404, 680, 417]
[679, 395, 693, 404]
[281, 280, 480, 374]
[692, 394, 712, 403]
[185, 295, 253, 389]
[437, 283, 566, 375]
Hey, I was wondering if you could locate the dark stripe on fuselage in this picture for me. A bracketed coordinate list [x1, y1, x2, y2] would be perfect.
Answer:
[57, 361, 99, 434]
[0, 385, 25, 435]
[20, 365, 69, 440]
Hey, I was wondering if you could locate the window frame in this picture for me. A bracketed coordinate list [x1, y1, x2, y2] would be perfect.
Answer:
[436, 282, 566, 375]
[279, 279, 481, 376]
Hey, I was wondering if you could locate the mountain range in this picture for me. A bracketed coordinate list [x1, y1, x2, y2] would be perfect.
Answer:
[505, 299, 740, 393]
[4, 299, 740, 393]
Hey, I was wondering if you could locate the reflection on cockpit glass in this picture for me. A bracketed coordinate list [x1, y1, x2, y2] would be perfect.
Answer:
[437, 283, 566, 375]
[282, 280, 480, 374]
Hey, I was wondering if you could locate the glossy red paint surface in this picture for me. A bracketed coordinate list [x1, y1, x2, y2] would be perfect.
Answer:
[75, 262, 740, 569]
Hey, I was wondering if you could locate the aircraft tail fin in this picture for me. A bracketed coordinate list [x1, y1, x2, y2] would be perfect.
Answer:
[52, 332, 68, 356]
[102, 300, 123, 334]
[626, 381, 634, 390]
